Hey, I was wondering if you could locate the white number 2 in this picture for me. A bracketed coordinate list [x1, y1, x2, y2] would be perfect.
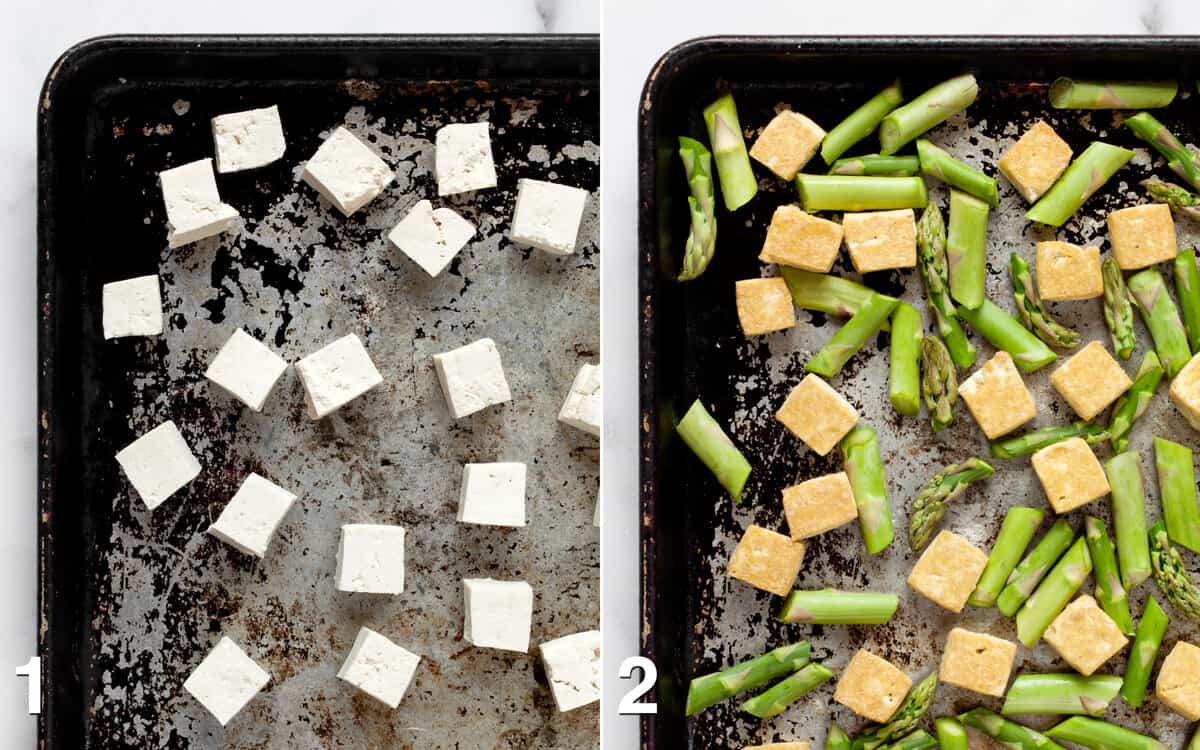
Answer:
[617, 656, 658, 715]
[15, 657, 40, 715]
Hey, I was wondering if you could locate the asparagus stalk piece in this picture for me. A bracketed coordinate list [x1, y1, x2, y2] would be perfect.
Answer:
[1025, 142, 1135, 227]
[890, 303, 922, 417]
[842, 425, 894, 555]
[1009, 253, 1080, 349]
[921, 336, 958, 432]
[916, 139, 998, 206]
[1149, 521, 1200, 624]
[1049, 79, 1178, 109]
[990, 421, 1106, 460]
[676, 400, 752, 503]
[740, 662, 834, 719]
[676, 137, 718, 281]
[1190, 725, 1200, 750]
[908, 458, 995, 551]
[1001, 674, 1122, 716]
[1119, 595, 1169, 708]
[1107, 351, 1164, 454]
[879, 74, 979, 155]
[1084, 516, 1135, 634]
[778, 589, 900, 625]
[1126, 111, 1200, 191]
[703, 94, 757, 211]
[885, 731, 937, 750]
[1044, 716, 1167, 750]
[829, 154, 920, 177]
[780, 267, 884, 322]
[1015, 536, 1092, 647]
[1103, 257, 1137, 360]
[1176, 249, 1200, 351]
[1127, 268, 1192, 378]
[827, 723, 852, 750]
[796, 175, 928, 212]
[851, 672, 939, 750]
[684, 640, 812, 716]
[1143, 176, 1200, 221]
[821, 80, 905, 164]
[1154, 437, 1200, 554]
[917, 204, 976, 369]
[1105, 451, 1152, 589]
[958, 707, 1067, 750]
[935, 718, 968, 750]
[998, 519, 1077, 617]
[947, 190, 988, 310]
[970, 506, 1045, 608]
[958, 299, 1058, 373]
[806, 293, 900, 377]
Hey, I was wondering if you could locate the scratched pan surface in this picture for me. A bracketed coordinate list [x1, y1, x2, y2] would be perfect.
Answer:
[39, 35, 598, 749]
[640, 37, 1200, 749]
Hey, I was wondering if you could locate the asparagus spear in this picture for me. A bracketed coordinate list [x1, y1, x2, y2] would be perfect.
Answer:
[958, 299, 1058, 373]
[1149, 521, 1200, 624]
[1049, 79, 1178, 109]
[1176, 249, 1200, 351]
[1105, 451, 1152, 589]
[1103, 257, 1136, 360]
[958, 707, 1067, 750]
[879, 74, 979, 155]
[1014, 536, 1092, 647]
[676, 400, 752, 503]
[703, 94, 757, 211]
[796, 175, 928, 212]
[1084, 516, 1135, 634]
[1190, 725, 1200, 750]
[684, 640, 812, 716]
[1127, 268, 1192, 379]
[1044, 716, 1167, 750]
[827, 723, 852, 750]
[885, 731, 937, 750]
[916, 139, 998, 206]
[1001, 674, 1122, 716]
[935, 718, 968, 750]
[970, 506, 1045, 608]
[917, 204, 976, 370]
[890, 303, 922, 417]
[821, 80, 905, 165]
[851, 672, 939, 750]
[842, 425, 894, 555]
[676, 137, 718, 281]
[806, 293, 900, 377]
[740, 662, 834, 718]
[1107, 352, 1164, 454]
[1126, 111, 1200, 191]
[990, 422, 1106, 460]
[1009, 253, 1081, 349]
[1143, 176, 1200, 221]
[908, 458, 995, 551]
[921, 336, 958, 432]
[947, 190, 988, 310]
[1119, 595, 1169, 708]
[829, 154, 920, 177]
[778, 589, 899, 625]
[1026, 142, 1135, 227]
[1154, 437, 1200, 554]
[780, 267, 882, 321]
[998, 519, 1077, 617]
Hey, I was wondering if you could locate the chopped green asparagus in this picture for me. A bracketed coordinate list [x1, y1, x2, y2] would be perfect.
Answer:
[908, 458, 994, 551]
[990, 421, 1106, 460]
[879, 74, 979, 155]
[1126, 111, 1200, 191]
[917, 203, 976, 369]
[821, 80, 904, 164]
[1026, 142, 1134, 227]
[807, 293, 899, 377]
[703, 93, 757, 211]
[1044, 716, 1167, 750]
[1015, 536, 1092, 647]
[1103, 257, 1136, 360]
[1142, 176, 1200, 221]
[947, 190, 989, 310]
[676, 136, 718, 281]
[921, 336, 958, 432]
[958, 299, 1058, 373]
[970, 506, 1045, 608]
[1009, 253, 1080, 349]
[829, 154, 920, 177]
[796, 175, 928, 212]
[1107, 352, 1164, 454]
[1105, 450, 1152, 589]
[827, 723, 852, 750]
[958, 707, 1067, 750]
[779, 268, 883, 322]
[1049, 79, 1178, 109]
[676, 400, 752, 503]
[885, 731, 938, 750]
[998, 519, 1077, 617]
[934, 718, 968, 750]
[740, 662, 834, 718]
[1154, 437, 1200, 554]
[1127, 268, 1192, 378]
[684, 640, 812, 716]
[916, 138, 998, 206]
[1119, 595, 1168, 708]
[842, 425, 894, 555]
[1001, 673, 1122, 716]
[890, 303, 923, 417]
[1176, 249, 1200, 351]
[1084, 516, 1134, 635]
[777, 589, 899, 625]
[1149, 521, 1200, 624]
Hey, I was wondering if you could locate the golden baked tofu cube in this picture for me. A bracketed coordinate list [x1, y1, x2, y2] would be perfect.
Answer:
[736, 278, 796, 336]
[1049, 341, 1132, 421]
[1157, 641, 1200, 720]
[782, 472, 858, 540]
[1169, 352, 1200, 431]
[727, 525, 806, 597]
[939, 627, 1017, 697]
[842, 209, 917, 273]
[749, 111, 826, 181]
[907, 530, 989, 612]
[745, 744, 810, 750]
[1031, 437, 1110, 513]
[759, 205, 844, 272]
[776, 374, 858, 457]
[833, 649, 912, 724]
[1043, 595, 1128, 676]
[1108, 204, 1178, 270]
[958, 352, 1037, 440]
[997, 121, 1073, 203]
[1035, 242, 1103, 301]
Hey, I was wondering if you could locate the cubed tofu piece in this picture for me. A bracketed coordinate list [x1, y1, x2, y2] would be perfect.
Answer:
[540, 630, 601, 712]
[558, 363, 601, 436]
[115, 420, 201, 511]
[435, 122, 497, 196]
[387, 199, 476, 277]
[463, 578, 534, 653]
[776, 374, 858, 456]
[294, 334, 384, 420]
[782, 472, 858, 540]
[997, 121, 1073, 203]
[1031, 437, 1111, 514]
[1169, 352, 1200, 431]
[204, 329, 289, 412]
[736, 277, 796, 336]
[939, 628, 1017, 697]
[102, 275, 163, 339]
[1108, 204, 1178, 270]
[207, 473, 297, 558]
[727, 525, 806, 597]
[335, 524, 406, 594]
[300, 126, 394, 216]
[211, 105, 286, 173]
[958, 352, 1038, 439]
[1043, 595, 1128, 676]
[833, 649, 912, 724]
[1036, 242, 1103, 300]
[749, 111, 826, 181]
[1050, 341, 1132, 421]
[159, 158, 239, 247]
[842, 209, 917, 273]
[1157, 641, 1200, 720]
[337, 627, 420, 709]
[511, 178, 589, 255]
[907, 530, 989, 612]
[745, 744, 810, 750]
[433, 337, 513, 419]
[457, 462, 526, 527]
[183, 637, 270, 726]
[758, 205, 844, 272]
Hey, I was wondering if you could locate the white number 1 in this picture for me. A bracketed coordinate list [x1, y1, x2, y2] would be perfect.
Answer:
[15, 657, 40, 715]
[617, 656, 658, 715]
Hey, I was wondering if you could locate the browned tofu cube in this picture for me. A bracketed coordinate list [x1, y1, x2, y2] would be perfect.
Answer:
[1035, 241, 1103, 300]
[1157, 641, 1200, 720]
[735, 277, 796, 336]
[939, 627, 1017, 697]
[842, 209, 917, 273]
[998, 121, 1073, 203]
[1043, 595, 1129, 676]
[759, 205, 844, 272]
[958, 352, 1037, 439]
[907, 530, 989, 612]
[1170, 352, 1200, 431]
[727, 525, 806, 597]
[775, 374, 858, 456]
[1031, 437, 1110, 514]
[782, 472, 858, 540]
[833, 649, 912, 724]
[1108, 204, 1178, 270]
[1050, 341, 1132, 421]
[749, 111, 826, 181]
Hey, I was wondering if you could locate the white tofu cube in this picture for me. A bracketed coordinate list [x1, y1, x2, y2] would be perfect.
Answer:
[294, 334, 383, 420]
[457, 462, 526, 527]
[511, 178, 589, 255]
[159, 158, 239, 248]
[540, 630, 601, 712]
[207, 473, 298, 558]
[211, 105, 286, 173]
[300, 126, 393, 216]
[337, 627, 420, 709]
[435, 122, 497, 196]
[336, 524, 406, 594]
[115, 420, 201, 511]
[387, 199, 476, 277]
[463, 578, 534, 653]
[558, 363, 601, 436]
[433, 338, 513, 419]
[204, 329, 289, 412]
[182, 637, 270, 726]
[102, 275, 163, 339]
